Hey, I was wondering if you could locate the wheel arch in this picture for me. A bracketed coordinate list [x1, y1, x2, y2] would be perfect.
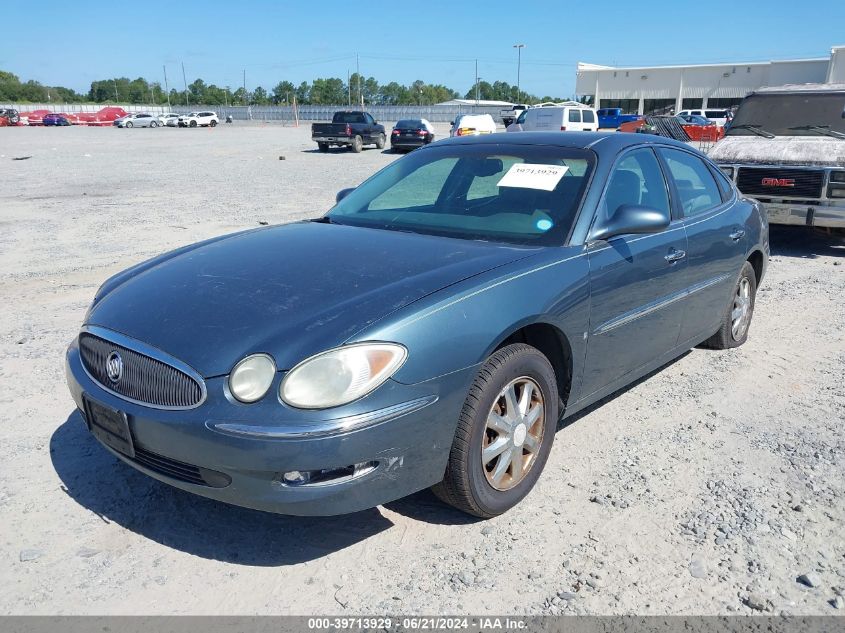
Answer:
[746, 249, 764, 285]
[492, 321, 573, 410]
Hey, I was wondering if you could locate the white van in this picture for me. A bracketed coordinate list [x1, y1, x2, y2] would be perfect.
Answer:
[676, 109, 729, 127]
[507, 103, 598, 133]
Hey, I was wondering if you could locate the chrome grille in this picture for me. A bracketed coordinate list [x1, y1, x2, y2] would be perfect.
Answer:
[79, 333, 204, 409]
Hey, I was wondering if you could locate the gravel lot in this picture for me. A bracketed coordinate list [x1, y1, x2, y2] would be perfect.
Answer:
[1, 124, 843, 616]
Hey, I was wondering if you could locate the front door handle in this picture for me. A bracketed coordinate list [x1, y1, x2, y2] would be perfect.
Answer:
[729, 229, 746, 241]
[665, 249, 686, 263]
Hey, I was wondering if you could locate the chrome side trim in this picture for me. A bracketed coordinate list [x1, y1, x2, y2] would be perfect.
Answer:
[594, 273, 731, 335]
[78, 325, 208, 410]
[207, 395, 438, 440]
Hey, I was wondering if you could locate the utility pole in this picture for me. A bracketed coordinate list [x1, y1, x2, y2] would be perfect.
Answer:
[475, 59, 479, 105]
[163, 65, 171, 108]
[513, 44, 525, 103]
[243, 69, 247, 105]
[181, 62, 188, 106]
[113, 79, 119, 102]
[356, 53, 362, 107]
[347, 69, 351, 106]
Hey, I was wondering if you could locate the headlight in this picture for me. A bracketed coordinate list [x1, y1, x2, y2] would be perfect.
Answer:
[830, 171, 845, 183]
[280, 343, 407, 409]
[228, 354, 276, 403]
[719, 166, 735, 179]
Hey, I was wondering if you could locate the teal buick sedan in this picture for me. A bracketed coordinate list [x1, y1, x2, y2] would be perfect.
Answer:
[65, 132, 768, 517]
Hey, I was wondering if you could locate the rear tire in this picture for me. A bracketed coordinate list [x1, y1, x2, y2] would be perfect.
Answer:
[432, 343, 559, 518]
[210, 120, 217, 127]
[317, 142, 329, 152]
[701, 261, 757, 349]
[375, 133, 386, 149]
[351, 135, 363, 153]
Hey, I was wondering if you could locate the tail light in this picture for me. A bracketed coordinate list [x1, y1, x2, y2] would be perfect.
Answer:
[560, 126, 567, 131]
[345, 124, 352, 135]
[417, 130, 427, 136]
[392, 129, 400, 135]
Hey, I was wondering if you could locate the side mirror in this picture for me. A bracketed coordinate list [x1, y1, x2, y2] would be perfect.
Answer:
[591, 204, 669, 241]
[450, 121, 455, 126]
[336, 188, 355, 203]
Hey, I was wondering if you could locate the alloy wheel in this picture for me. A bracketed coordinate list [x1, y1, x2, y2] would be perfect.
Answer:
[482, 376, 545, 491]
[731, 277, 752, 340]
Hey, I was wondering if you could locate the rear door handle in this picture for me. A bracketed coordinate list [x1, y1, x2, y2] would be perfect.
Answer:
[729, 229, 746, 241]
[665, 249, 686, 263]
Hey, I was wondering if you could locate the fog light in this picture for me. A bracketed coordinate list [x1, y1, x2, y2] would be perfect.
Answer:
[828, 185, 845, 199]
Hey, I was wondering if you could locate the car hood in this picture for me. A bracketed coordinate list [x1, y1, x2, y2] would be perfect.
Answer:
[87, 222, 537, 377]
[709, 135, 845, 167]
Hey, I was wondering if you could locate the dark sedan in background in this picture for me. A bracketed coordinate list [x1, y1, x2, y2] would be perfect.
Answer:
[66, 132, 768, 518]
[390, 119, 435, 152]
[42, 113, 71, 126]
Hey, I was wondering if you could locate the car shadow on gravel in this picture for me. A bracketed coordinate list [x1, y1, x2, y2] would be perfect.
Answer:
[50, 411, 394, 566]
[769, 226, 845, 259]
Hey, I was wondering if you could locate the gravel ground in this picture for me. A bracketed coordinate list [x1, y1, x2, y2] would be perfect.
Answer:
[0, 124, 843, 616]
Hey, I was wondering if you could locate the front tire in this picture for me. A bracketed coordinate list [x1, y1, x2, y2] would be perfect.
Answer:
[701, 261, 757, 349]
[190, 120, 197, 128]
[375, 133, 386, 149]
[125, 121, 133, 128]
[150, 121, 158, 128]
[432, 343, 559, 518]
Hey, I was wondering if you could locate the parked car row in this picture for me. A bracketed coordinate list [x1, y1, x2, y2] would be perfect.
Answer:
[113, 111, 220, 128]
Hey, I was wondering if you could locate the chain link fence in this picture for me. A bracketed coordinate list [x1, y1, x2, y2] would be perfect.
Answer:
[1, 103, 506, 124]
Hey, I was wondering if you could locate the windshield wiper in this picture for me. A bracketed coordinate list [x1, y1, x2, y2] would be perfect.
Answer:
[788, 125, 845, 139]
[728, 124, 775, 139]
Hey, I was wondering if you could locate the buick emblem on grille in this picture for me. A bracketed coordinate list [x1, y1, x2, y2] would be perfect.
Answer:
[761, 177, 795, 187]
[106, 351, 123, 383]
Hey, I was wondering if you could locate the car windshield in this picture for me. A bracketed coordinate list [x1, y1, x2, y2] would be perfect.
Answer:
[327, 144, 595, 246]
[727, 92, 845, 137]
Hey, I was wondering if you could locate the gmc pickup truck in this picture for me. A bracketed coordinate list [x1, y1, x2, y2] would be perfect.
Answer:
[710, 84, 845, 229]
[597, 108, 641, 130]
[311, 111, 386, 153]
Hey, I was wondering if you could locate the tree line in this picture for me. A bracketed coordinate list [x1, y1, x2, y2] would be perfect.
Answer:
[2, 69, 566, 106]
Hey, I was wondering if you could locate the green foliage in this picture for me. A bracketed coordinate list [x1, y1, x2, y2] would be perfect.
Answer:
[2, 68, 567, 106]
[0, 70, 84, 103]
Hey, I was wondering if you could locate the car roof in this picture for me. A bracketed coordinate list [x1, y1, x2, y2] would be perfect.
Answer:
[438, 130, 694, 153]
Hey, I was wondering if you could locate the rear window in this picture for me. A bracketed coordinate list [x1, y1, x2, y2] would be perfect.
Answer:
[705, 110, 727, 118]
[568, 110, 582, 123]
[396, 120, 422, 128]
[583, 110, 595, 123]
[334, 112, 366, 124]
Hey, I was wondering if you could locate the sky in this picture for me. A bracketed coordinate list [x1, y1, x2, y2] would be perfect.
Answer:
[3, 0, 845, 99]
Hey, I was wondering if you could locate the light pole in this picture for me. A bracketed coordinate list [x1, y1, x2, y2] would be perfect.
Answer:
[513, 43, 525, 103]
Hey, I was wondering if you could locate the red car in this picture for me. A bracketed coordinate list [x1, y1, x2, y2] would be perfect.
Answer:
[618, 115, 724, 141]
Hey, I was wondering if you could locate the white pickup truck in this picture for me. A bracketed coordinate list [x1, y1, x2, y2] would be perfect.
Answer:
[500, 104, 530, 127]
[710, 83, 845, 229]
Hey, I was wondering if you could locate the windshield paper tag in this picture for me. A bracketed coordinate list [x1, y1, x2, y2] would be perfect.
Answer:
[497, 164, 568, 191]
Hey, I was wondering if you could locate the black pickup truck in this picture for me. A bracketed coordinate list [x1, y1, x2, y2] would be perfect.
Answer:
[311, 111, 386, 153]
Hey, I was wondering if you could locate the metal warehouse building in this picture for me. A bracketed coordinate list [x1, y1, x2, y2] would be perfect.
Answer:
[576, 45, 845, 115]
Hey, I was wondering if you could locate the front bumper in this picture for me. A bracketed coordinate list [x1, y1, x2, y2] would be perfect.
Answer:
[759, 201, 845, 228]
[65, 339, 472, 516]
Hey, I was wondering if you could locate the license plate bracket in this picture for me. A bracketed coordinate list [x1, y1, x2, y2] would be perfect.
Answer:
[83, 396, 135, 458]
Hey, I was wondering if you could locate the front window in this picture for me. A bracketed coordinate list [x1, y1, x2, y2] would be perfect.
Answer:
[328, 144, 595, 246]
[727, 92, 845, 137]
